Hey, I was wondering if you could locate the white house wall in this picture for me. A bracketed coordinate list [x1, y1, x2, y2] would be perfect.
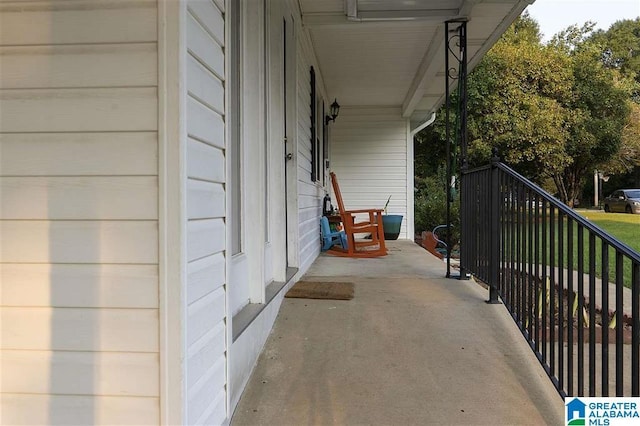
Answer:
[184, 0, 228, 424]
[0, 0, 371, 424]
[331, 107, 413, 240]
[296, 30, 326, 273]
[228, 0, 331, 415]
[0, 0, 160, 424]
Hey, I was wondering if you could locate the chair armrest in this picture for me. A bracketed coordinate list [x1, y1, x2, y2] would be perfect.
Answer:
[342, 209, 384, 214]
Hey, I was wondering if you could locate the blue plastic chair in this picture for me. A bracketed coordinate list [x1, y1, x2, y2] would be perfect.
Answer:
[320, 216, 348, 252]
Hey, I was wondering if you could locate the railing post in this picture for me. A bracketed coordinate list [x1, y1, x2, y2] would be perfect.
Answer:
[459, 160, 470, 280]
[487, 151, 501, 304]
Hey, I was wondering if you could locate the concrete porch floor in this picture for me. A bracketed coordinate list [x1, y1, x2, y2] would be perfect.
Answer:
[231, 241, 564, 425]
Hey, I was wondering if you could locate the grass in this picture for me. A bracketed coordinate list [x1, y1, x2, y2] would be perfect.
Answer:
[576, 210, 640, 253]
[576, 210, 639, 288]
[502, 208, 639, 289]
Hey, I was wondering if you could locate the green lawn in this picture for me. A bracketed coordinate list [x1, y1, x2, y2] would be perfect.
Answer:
[577, 210, 639, 288]
[576, 210, 640, 253]
[502, 209, 639, 288]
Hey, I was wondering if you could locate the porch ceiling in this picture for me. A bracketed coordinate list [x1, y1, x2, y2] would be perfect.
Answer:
[299, 0, 533, 129]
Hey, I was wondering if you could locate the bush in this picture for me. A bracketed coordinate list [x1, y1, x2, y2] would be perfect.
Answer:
[414, 174, 460, 247]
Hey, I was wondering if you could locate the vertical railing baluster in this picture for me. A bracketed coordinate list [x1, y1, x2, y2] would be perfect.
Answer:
[542, 199, 548, 366]
[471, 173, 475, 277]
[577, 224, 584, 396]
[601, 241, 609, 397]
[528, 189, 534, 340]
[485, 170, 490, 280]
[534, 193, 540, 355]
[550, 205, 556, 378]
[500, 172, 505, 295]
[567, 217, 574, 397]
[589, 233, 596, 396]
[467, 172, 473, 276]
[558, 212, 564, 391]
[488, 161, 500, 303]
[615, 251, 624, 396]
[478, 172, 483, 276]
[510, 177, 516, 312]
[519, 183, 526, 327]
[633, 262, 639, 396]
[516, 183, 522, 323]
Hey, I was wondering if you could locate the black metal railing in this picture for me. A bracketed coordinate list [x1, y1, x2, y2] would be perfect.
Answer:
[461, 158, 640, 398]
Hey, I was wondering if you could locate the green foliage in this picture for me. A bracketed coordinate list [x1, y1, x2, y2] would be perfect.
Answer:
[414, 122, 447, 178]
[590, 18, 640, 84]
[414, 15, 638, 238]
[414, 168, 460, 246]
[453, 15, 631, 205]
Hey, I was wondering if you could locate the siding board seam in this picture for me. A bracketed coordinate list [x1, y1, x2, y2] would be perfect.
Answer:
[185, 133, 224, 149]
[185, 176, 224, 185]
[0, 307, 158, 311]
[0, 85, 156, 91]
[194, 388, 225, 426]
[186, 286, 224, 312]
[186, 17, 224, 81]
[187, 217, 224, 222]
[0, 219, 158, 222]
[0, 42, 158, 48]
[1, 392, 160, 399]
[0, 175, 157, 178]
[186, 351, 225, 388]
[187, 324, 226, 358]
[0, 130, 159, 135]
[186, 327, 225, 359]
[185, 49, 224, 83]
[0, 349, 159, 354]
[0, 262, 158, 266]
[185, 252, 224, 264]
[186, 7, 224, 48]
[186, 92, 224, 117]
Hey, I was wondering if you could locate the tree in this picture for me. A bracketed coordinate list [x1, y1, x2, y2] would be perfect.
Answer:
[413, 14, 634, 211]
[547, 31, 631, 204]
[590, 19, 640, 187]
[466, 30, 573, 182]
[465, 16, 630, 206]
[601, 101, 640, 175]
[590, 18, 640, 83]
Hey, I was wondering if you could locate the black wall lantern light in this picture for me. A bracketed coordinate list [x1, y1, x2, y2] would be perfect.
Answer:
[325, 98, 340, 125]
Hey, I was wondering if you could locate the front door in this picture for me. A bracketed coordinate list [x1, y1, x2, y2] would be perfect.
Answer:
[267, 0, 297, 280]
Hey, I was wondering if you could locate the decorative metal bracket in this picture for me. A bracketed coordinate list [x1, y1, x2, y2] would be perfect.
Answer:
[444, 20, 468, 279]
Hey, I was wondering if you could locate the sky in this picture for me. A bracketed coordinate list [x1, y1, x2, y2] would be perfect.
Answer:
[525, 0, 640, 41]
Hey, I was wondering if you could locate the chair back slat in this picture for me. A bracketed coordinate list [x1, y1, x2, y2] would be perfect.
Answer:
[330, 172, 346, 213]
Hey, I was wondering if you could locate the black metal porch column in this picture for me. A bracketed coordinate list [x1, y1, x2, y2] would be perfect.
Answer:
[444, 20, 468, 279]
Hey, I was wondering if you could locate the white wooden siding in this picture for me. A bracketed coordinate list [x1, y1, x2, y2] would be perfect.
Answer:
[0, 133, 158, 176]
[0, 176, 157, 220]
[1, 394, 159, 426]
[0, 0, 160, 423]
[0, 1, 157, 46]
[296, 37, 324, 273]
[0, 44, 157, 89]
[2, 351, 159, 396]
[331, 107, 410, 238]
[0, 264, 158, 308]
[0, 88, 157, 133]
[185, 0, 228, 424]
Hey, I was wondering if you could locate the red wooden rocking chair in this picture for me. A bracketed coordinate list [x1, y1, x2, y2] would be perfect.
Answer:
[327, 172, 387, 258]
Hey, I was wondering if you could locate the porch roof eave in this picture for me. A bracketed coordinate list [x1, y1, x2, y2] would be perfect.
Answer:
[299, 0, 535, 129]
